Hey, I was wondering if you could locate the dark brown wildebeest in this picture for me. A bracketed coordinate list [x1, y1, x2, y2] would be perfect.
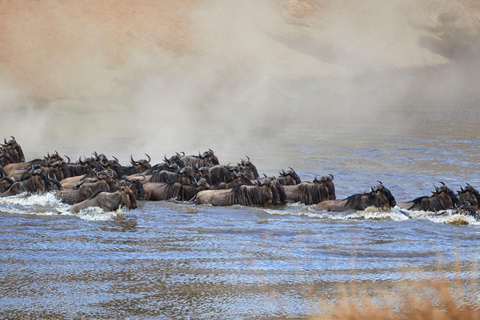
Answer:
[457, 184, 480, 210]
[397, 182, 460, 212]
[457, 201, 480, 220]
[179, 149, 219, 168]
[276, 167, 302, 186]
[315, 182, 396, 212]
[143, 181, 186, 201]
[0, 165, 62, 197]
[123, 154, 152, 176]
[0, 168, 14, 193]
[68, 187, 137, 213]
[211, 172, 254, 190]
[283, 175, 336, 205]
[55, 180, 110, 205]
[195, 178, 286, 206]
[149, 165, 196, 185]
[117, 176, 145, 200]
[0, 136, 25, 164]
[237, 156, 260, 181]
[143, 178, 209, 201]
[209, 164, 236, 185]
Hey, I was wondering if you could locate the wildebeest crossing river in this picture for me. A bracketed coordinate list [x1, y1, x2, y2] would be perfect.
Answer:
[1, 109, 480, 319]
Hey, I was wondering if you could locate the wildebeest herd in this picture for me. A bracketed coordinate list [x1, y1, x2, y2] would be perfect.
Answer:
[0, 137, 479, 220]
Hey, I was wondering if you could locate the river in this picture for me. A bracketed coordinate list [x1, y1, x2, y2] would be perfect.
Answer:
[2, 100, 480, 319]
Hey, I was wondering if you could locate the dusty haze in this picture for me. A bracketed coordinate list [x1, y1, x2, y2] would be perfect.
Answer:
[1, 0, 479, 165]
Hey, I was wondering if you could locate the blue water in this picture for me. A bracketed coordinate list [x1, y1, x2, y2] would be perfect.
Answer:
[1, 105, 480, 319]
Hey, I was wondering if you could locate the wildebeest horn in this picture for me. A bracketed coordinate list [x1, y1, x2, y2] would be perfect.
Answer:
[112, 156, 119, 163]
[64, 155, 71, 164]
[4, 138, 6, 144]
[288, 167, 295, 172]
[130, 154, 138, 165]
[329, 174, 334, 180]
[10, 136, 15, 142]
[439, 181, 446, 186]
[55, 150, 59, 156]
[145, 153, 151, 162]
[246, 155, 250, 161]
[164, 155, 168, 162]
[466, 183, 472, 187]
[377, 181, 383, 185]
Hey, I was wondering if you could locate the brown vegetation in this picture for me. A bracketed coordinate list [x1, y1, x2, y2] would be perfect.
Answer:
[311, 264, 480, 319]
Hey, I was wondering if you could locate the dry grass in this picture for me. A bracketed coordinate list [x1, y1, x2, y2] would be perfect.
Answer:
[310, 263, 480, 320]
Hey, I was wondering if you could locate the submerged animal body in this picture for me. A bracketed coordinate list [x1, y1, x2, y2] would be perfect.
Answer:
[315, 182, 396, 212]
[196, 180, 286, 207]
[68, 188, 136, 213]
[283, 175, 335, 205]
[398, 183, 460, 212]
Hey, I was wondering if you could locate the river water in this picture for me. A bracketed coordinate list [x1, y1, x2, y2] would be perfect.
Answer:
[2, 75, 480, 318]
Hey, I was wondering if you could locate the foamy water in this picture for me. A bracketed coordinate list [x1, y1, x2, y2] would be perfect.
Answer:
[0, 192, 123, 221]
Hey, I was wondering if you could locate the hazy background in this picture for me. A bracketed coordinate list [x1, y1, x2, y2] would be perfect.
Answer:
[1, 0, 480, 167]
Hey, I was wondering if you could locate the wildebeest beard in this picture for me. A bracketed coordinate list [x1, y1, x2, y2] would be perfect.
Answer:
[225, 184, 271, 206]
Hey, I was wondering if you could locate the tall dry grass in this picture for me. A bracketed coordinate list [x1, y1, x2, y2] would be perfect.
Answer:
[310, 260, 480, 320]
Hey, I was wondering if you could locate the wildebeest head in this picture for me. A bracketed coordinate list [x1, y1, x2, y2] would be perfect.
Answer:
[237, 156, 260, 180]
[131, 154, 152, 171]
[372, 181, 396, 208]
[1, 136, 25, 163]
[457, 183, 480, 209]
[120, 186, 137, 210]
[277, 167, 301, 185]
[315, 174, 336, 200]
[180, 164, 197, 184]
[201, 149, 219, 165]
[435, 182, 460, 207]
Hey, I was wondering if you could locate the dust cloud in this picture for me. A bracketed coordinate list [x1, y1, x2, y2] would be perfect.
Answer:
[1, 0, 479, 164]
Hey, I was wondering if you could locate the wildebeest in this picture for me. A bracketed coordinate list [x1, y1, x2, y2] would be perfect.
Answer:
[315, 182, 396, 212]
[149, 165, 196, 185]
[458, 201, 480, 220]
[397, 182, 460, 212]
[179, 149, 219, 168]
[0, 168, 14, 193]
[212, 172, 254, 190]
[68, 187, 137, 213]
[283, 175, 336, 205]
[237, 156, 260, 181]
[276, 167, 302, 186]
[55, 180, 110, 205]
[209, 164, 236, 185]
[457, 184, 480, 210]
[0, 136, 25, 164]
[195, 178, 286, 206]
[117, 176, 145, 200]
[0, 165, 62, 197]
[123, 154, 152, 176]
[143, 181, 186, 201]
